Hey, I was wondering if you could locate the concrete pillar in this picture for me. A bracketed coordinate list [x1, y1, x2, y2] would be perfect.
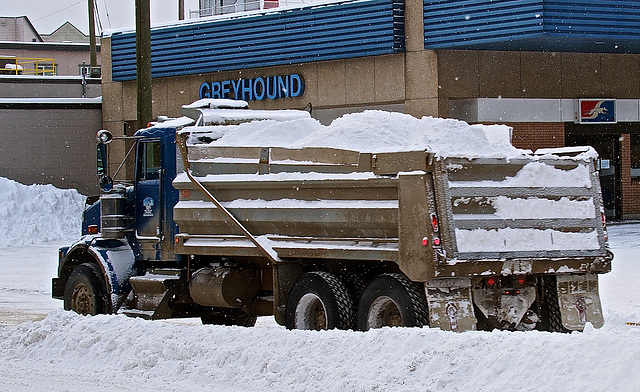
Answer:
[403, 0, 439, 118]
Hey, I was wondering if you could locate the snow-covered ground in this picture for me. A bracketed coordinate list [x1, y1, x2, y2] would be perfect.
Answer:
[1, 179, 640, 390]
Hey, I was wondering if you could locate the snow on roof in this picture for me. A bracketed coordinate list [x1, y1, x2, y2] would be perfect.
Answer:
[149, 116, 195, 129]
[187, 109, 521, 158]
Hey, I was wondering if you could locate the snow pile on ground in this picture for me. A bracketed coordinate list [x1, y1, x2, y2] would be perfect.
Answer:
[0, 177, 85, 247]
[189, 110, 522, 158]
[1, 305, 640, 391]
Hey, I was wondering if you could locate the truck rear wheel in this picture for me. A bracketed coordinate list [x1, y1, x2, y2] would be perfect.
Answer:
[357, 273, 429, 330]
[285, 272, 355, 330]
[538, 275, 569, 333]
[64, 263, 109, 315]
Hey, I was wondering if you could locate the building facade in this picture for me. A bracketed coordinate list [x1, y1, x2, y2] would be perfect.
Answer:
[101, 0, 640, 219]
[0, 17, 102, 195]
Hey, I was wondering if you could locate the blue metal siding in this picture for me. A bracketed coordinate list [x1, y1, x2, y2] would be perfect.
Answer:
[111, 0, 404, 81]
[424, 0, 544, 48]
[424, 0, 640, 53]
[543, 1, 640, 40]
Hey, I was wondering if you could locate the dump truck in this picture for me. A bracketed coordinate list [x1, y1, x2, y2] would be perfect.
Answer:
[52, 99, 612, 332]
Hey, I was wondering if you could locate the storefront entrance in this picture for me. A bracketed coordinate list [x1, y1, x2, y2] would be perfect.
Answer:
[566, 125, 621, 220]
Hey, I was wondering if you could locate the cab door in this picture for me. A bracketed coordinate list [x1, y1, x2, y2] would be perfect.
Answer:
[135, 140, 163, 241]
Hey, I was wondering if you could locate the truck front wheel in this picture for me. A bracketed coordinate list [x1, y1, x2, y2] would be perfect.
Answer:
[63, 263, 109, 315]
[357, 273, 429, 330]
[285, 272, 355, 330]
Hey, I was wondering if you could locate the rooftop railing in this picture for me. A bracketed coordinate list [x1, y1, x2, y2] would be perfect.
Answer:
[0, 56, 56, 76]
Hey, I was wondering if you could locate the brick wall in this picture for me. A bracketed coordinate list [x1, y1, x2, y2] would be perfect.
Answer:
[507, 122, 565, 151]
[620, 134, 640, 218]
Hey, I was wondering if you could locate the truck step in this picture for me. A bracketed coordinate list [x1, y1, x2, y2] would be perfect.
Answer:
[129, 269, 182, 318]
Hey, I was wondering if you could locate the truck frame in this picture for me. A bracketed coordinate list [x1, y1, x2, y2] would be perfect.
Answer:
[53, 100, 612, 332]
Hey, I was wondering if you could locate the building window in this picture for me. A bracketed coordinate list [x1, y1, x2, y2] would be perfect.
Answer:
[631, 135, 640, 178]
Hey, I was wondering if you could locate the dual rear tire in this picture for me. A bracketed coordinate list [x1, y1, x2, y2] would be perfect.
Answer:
[285, 271, 429, 331]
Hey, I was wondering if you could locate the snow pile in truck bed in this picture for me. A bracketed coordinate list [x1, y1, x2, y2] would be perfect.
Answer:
[0, 177, 85, 247]
[188, 110, 522, 157]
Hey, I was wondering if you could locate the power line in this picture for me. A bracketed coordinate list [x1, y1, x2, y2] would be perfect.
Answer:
[94, 0, 103, 33]
[32, 0, 86, 22]
[102, 0, 112, 29]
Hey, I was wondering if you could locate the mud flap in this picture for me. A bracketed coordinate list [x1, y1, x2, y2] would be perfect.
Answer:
[425, 278, 477, 332]
[556, 274, 604, 330]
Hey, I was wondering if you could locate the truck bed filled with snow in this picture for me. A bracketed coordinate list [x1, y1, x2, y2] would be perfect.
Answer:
[182, 110, 607, 262]
[186, 110, 518, 157]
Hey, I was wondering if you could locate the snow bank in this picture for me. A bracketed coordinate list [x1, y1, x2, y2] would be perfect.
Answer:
[2, 309, 640, 391]
[0, 177, 85, 247]
[188, 110, 521, 157]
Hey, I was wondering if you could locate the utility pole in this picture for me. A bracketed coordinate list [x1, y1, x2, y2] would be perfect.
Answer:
[135, 0, 153, 129]
[88, 0, 97, 68]
[179, 0, 185, 20]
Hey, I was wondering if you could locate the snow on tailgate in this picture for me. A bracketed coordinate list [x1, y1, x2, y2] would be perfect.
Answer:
[441, 156, 604, 257]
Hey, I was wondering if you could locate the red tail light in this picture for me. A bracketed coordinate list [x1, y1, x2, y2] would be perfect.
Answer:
[601, 208, 608, 241]
[486, 277, 496, 287]
[430, 213, 439, 232]
[516, 277, 526, 286]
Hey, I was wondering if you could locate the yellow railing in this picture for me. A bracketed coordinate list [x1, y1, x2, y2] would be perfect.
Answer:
[0, 56, 56, 76]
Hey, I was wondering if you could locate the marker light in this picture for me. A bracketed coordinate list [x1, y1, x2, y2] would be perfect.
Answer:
[87, 225, 99, 235]
[430, 213, 439, 232]
[601, 209, 609, 241]
[422, 237, 429, 246]
[433, 237, 441, 246]
[517, 277, 526, 286]
[180, 189, 191, 199]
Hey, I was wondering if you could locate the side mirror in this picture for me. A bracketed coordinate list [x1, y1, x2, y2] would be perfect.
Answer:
[96, 129, 113, 144]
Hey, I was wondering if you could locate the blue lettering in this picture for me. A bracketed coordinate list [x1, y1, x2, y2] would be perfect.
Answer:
[241, 78, 253, 101]
[253, 77, 266, 100]
[266, 76, 278, 100]
[277, 75, 289, 98]
[221, 80, 231, 99]
[201, 74, 304, 101]
[232, 79, 242, 100]
[199, 82, 211, 99]
[211, 81, 222, 99]
[290, 74, 305, 97]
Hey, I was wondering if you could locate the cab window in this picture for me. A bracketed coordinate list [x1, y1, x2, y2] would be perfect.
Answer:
[138, 141, 161, 181]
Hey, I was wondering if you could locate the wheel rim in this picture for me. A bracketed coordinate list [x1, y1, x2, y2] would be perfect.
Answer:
[295, 293, 327, 330]
[367, 296, 403, 328]
[71, 283, 94, 315]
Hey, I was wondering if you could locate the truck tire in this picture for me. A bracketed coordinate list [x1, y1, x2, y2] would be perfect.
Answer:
[63, 263, 109, 315]
[201, 310, 257, 327]
[285, 272, 355, 330]
[538, 275, 569, 333]
[357, 273, 429, 330]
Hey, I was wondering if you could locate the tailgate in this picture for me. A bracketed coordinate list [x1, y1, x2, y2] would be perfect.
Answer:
[433, 152, 610, 266]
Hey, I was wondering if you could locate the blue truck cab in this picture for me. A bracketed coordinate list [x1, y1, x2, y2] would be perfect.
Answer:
[51, 116, 194, 314]
[51, 98, 309, 324]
